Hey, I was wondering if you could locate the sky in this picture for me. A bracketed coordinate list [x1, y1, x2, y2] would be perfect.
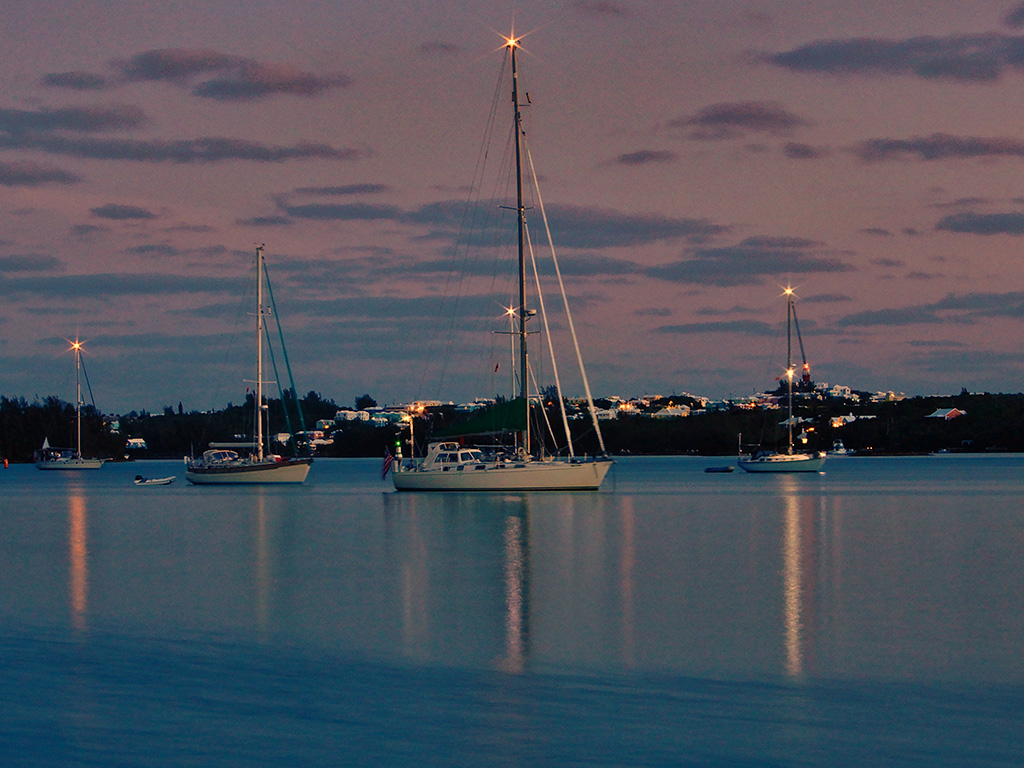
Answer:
[6, 1, 1024, 412]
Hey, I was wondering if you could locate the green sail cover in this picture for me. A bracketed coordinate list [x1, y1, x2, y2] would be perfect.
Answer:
[434, 398, 529, 438]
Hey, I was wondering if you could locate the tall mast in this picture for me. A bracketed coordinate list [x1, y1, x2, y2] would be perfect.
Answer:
[785, 288, 794, 454]
[509, 37, 530, 454]
[786, 292, 793, 378]
[255, 245, 265, 461]
[74, 338, 83, 457]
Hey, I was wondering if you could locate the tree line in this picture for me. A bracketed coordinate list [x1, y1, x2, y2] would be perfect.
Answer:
[3, 390, 1024, 462]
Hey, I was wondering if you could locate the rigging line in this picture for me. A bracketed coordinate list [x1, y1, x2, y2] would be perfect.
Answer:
[262, 258, 308, 440]
[79, 350, 98, 411]
[790, 300, 809, 371]
[437, 123, 519, 401]
[527, 363, 562, 456]
[41, 345, 74, 444]
[421, 56, 510, 400]
[212, 260, 256, 408]
[261, 320, 294, 450]
[439, 132, 517, 400]
[751, 291, 786, 397]
[525, 219, 574, 457]
[444, 151, 520, 401]
[523, 140, 606, 455]
[195, 255, 258, 452]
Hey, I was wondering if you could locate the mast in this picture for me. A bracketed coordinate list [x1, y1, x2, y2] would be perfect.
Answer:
[74, 338, 83, 457]
[510, 37, 530, 455]
[785, 288, 795, 454]
[255, 245, 265, 461]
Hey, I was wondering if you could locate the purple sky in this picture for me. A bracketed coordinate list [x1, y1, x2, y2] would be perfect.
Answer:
[5, 1, 1024, 412]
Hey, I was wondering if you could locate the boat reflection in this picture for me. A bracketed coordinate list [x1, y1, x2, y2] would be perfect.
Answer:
[383, 492, 534, 672]
[254, 490, 269, 640]
[68, 490, 88, 632]
[381, 490, 638, 674]
[778, 476, 824, 679]
[618, 497, 637, 669]
[498, 512, 528, 673]
[11, 456, 1020, 684]
[77, 470, 827, 680]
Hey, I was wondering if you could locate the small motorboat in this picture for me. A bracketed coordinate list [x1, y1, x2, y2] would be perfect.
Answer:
[704, 465, 735, 473]
[134, 475, 176, 486]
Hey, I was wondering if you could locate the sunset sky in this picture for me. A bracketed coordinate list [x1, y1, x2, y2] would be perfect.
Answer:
[6, 1, 1024, 412]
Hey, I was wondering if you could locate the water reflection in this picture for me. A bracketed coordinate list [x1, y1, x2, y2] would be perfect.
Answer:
[395, 501, 431, 663]
[254, 491, 269, 640]
[6, 460, 1024, 768]
[68, 491, 88, 632]
[16, 456, 1021, 683]
[782, 486, 804, 677]
[618, 497, 636, 669]
[51, 468, 837, 680]
[498, 510, 527, 673]
[778, 476, 823, 679]
[383, 492, 535, 672]
[379, 490, 646, 674]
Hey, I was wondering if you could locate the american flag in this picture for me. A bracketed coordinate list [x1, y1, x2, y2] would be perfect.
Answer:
[381, 448, 395, 480]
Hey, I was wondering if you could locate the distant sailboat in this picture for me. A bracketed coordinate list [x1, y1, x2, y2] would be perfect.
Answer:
[35, 338, 106, 470]
[391, 34, 612, 492]
[185, 246, 313, 484]
[738, 287, 826, 473]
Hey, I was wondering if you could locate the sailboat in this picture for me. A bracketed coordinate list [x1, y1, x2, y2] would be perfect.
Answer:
[738, 287, 826, 473]
[185, 246, 313, 484]
[36, 338, 107, 470]
[391, 34, 612, 492]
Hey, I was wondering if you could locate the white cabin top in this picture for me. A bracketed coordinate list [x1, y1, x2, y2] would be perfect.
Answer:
[421, 442, 487, 469]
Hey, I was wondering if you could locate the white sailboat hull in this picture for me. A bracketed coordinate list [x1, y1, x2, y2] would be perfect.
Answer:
[737, 451, 826, 473]
[392, 458, 611, 491]
[185, 458, 312, 484]
[35, 457, 106, 470]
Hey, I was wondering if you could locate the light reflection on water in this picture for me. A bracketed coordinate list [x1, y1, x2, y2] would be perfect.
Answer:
[3, 455, 1024, 766]
[67, 491, 87, 633]
[499, 512, 526, 674]
[783, 479, 805, 678]
[254, 492, 269, 640]
[0, 455, 1018, 682]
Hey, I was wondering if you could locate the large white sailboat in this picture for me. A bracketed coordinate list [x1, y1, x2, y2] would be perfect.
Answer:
[392, 35, 612, 492]
[35, 338, 107, 470]
[738, 287, 826, 473]
[185, 246, 313, 485]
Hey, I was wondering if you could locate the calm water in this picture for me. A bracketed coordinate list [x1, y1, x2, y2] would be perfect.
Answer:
[1, 455, 1022, 766]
